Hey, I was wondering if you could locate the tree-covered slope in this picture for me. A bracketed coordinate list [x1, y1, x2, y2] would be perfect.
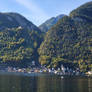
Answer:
[0, 13, 43, 67]
[39, 14, 65, 32]
[70, 1, 92, 22]
[38, 2, 92, 71]
[0, 12, 40, 31]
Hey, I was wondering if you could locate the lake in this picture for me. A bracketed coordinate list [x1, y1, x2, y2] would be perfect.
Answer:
[0, 72, 92, 92]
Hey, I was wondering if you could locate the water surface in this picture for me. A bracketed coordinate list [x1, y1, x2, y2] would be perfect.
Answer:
[0, 72, 92, 92]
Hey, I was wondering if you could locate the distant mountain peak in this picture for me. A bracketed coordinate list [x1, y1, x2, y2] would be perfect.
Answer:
[39, 14, 65, 32]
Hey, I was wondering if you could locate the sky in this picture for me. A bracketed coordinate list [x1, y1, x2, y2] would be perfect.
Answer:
[0, 0, 91, 26]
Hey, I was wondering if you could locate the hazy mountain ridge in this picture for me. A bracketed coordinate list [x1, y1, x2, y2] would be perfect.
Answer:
[39, 14, 65, 32]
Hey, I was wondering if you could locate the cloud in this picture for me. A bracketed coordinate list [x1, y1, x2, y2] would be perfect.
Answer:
[15, 0, 49, 25]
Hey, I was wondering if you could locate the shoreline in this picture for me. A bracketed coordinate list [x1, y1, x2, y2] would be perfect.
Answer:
[0, 70, 91, 78]
[0, 66, 92, 77]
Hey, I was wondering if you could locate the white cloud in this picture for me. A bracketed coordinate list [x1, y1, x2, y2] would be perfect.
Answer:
[15, 0, 49, 25]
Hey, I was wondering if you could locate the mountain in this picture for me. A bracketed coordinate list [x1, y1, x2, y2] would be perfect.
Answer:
[70, 1, 92, 22]
[0, 12, 40, 31]
[0, 12, 43, 67]
[38, 2, 92, 72]
[39, 14, 65, 32]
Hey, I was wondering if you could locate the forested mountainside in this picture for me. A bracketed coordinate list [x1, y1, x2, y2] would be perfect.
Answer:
[38, 1, 92, 72]
[0, 2, 92, 70]
[39, 14, 65, 32]
[0, 13, 43, 67]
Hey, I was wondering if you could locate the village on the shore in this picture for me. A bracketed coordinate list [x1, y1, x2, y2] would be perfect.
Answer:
[0, 61, 92, 76]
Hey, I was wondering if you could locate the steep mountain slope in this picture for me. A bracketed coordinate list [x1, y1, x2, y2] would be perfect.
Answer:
[39, 14, 65, 32]
[70, 1, 92, 22]
[38, 2, 92, 71]
[0, 12, 40, 31]
[0, 12, 43, 67]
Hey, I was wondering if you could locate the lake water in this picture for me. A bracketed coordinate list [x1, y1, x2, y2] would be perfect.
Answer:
[0, 72, 92, 92]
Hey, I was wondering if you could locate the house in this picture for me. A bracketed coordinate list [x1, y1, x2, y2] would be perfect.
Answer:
[61, 65, 66, 74]
[87, 71, 92, 75]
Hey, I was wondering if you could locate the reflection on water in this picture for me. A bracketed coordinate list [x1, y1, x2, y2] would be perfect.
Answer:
[0, 72, 92, 92]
